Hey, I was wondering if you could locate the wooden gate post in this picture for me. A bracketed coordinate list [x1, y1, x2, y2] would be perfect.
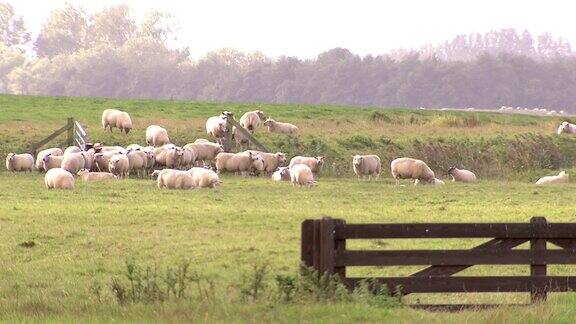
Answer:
[301, 220, 315, 268]
[66, 118, 74, 147]
[530, 216, 548, 303]
[334, 218, 347, 280]
[319, 217, 336, 276]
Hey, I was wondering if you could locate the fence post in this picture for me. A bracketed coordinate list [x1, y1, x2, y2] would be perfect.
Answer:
[66, 118, 74, 147]
[319, 217, 336, 276]
[301, 220, 315, 268]
[530, 216, 548, 303]
[334, 218, 346, 280]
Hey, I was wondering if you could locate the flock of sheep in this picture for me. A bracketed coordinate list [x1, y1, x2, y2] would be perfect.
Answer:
[5, 109, 575, 189]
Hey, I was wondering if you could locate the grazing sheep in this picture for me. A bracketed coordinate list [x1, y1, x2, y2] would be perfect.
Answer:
[64, 146, 82, 155]
[108, 154, 130, 178]
[35, 148, 63, 171]
[102, 109, 133, 134]
[127, 150, 148, 177]
[352, 155, 381, 180]
[165, 146, 185, 169]
[390, 157, 435, 185]
[215, 151, 265, 174]
[557, 121, 576, 135]
[188, 167, 222, 188]
[93, 152, 117, 172]
[414, 178, 445, 185]
[152, 169, 194, 189]
[146, 125, 170, 147]
[41, 154, 64, 172]
[246, 151, 287, 173]
[232, 126, 251, 149]
[263, 119, 298, 136]
[77, 169, 117, 181]
[272, 167, 291, 181]
[45, 168, 75, 189]
[448, 166, 477, 182]
[289, 156, 325, 174]
[239, 110, 266, 133]
[183, 142, 224, 166]
[61, 152, 86, 174]
[5, 153, 34, 172]
[290, 164, 316, 188]
[536, 171, 569, 185]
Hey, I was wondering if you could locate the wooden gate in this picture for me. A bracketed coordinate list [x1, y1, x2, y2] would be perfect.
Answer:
[28, 118, 89, 154]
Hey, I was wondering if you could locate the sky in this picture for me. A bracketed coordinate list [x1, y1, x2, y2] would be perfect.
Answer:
[7, 0, 576, 60]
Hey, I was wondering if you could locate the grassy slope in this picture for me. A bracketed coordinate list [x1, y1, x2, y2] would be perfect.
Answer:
[2, 95, 576, 321]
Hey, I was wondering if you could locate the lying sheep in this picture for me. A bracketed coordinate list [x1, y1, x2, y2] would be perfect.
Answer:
[45, 168, 75, 189]
[184, 142, 224, 166]
[152, 169, 194, 189]
[414, 178, 445, 185]
[188, 167, 222, 188]
[215, 151, 265, 174]
[536, 171, 569, 185]
[61, 152, 85, 174]
[146, 125, 170, 147]
[102, 109, 133, 134]
[246, 151, 287, 173]
[263, 119, 299, 136]
[108, 154, 130, 178]
[6, 153, 34, 172]
[557, 121, 576, 135]
[94, 152, 117, 172]
[239, 110, 266, 133]
[448, 166, 477, 182]
[35, 148, 63, 171]
[290, 164, 316, 188]
[390, 157, 435, 185]
[352, 155, 381, 180]
[127, 150, 148, 177]
[272, 167, 291, 181]
[289, 156, 325, 174]
[41, 154, 64, 172]
[77, 169, 117, 181]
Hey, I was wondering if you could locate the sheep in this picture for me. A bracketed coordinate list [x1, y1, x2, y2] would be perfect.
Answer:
[35, 148, 63, 171]
[289, 156, 325, 174]
[272, 167, 291, 181]
[246, 151, 287, 173]
[165, 146, 185, 169]
[535, 171, 569, 185]
[352, 155, 381, 180]
[102, 109, 133, 134]
[193, 139, 213, 144]
[41, 154, 64, 172]
[61, 152, 86, 174]
[77, 169, 117, 181]
[390, 157, 435, 185]
[93, 144, 125, 154]
[232, 126, 251, 149]
[5, 153, 34, 172]
[414, 178, 445, 185]
[82, 149, 96, 171]
[146, 125, 170, 147]
[63, 146, 82, 155]
[152, 169, 194, 190]
[263, 119, 299, 136]
[290, 164, 316, 188]
[557, 121, 576, 135]
[127, 150, 148, 177]
[45, 168, 75, 189]
[108, 154, 130, 178]
[188, 167, 222, 188]
[180, 147, 197, 169]
[448, 166, 477, 182]
[142, 147, 156, 172]
[93, 152, 117, 172]
[215, 151, 265, 175]
[239, 110, 266, 133]
[206, 111, 233, 141]
[183, 142, 224, 166]
[126, 144, 144, 152]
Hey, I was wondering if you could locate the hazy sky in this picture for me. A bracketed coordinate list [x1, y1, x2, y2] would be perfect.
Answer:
[7, 0, 576, 59]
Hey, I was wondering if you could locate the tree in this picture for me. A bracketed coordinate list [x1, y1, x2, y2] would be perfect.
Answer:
[86, 5, 136, 47]
[34, 5, 88, 58]
[0, 3, 29, 47]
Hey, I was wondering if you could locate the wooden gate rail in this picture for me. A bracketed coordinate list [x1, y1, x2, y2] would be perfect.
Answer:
[28, 118, 89, 154]
[301, 217, 576, 308]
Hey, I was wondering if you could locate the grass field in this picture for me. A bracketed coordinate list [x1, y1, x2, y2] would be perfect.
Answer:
[2, 95, 576, 322]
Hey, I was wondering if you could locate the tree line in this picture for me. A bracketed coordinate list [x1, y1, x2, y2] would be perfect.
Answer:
[1, 3, 576, 111]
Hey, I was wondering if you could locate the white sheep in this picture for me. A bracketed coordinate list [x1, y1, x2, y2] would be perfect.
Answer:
[41, 154, 64, 172]
[126, 144, 144, 152]
[165, 146, 185, 169]
[239, 110, 266, 134]
[206, 111, 233, 141]
[180, 147, 197, 169]
[93, 144, 125, 154]
[108, 154, 130, 178]
[290, 164, 316, 188]
[262, 119, 299, 136]
[390, 157, 435, 185]
[35, 148, 63, 171]
[146, 125, 170, 147]
[215, 151, 265, 174]
[246, 151, 287, 173]
[61, 152, 86, 174]
[6, 153, 34, 172]
[352, 155, 381, 180]
[45, 168, 75, 189]
[153, 144, 177, 167]
[414, 178, 445, 185]
[82, 149, 96, 171]
[448, 166, 477, 182]
[232, 126, 251, 149]
[183, 142, 224, 166]
[64, 146, 82, 155]
[127, 150, 148, 177]
[271, 167, 291, 181]
[152, 169, 194, 189]
[557, 121, 576, 135]
[77, 169, 117, 181]
[102, 109, 133, 134]
[188, 167, 222, 188]
[289, 156, 325, 174]
[535, 171, 569, 185]
[94, 152, 117, 172]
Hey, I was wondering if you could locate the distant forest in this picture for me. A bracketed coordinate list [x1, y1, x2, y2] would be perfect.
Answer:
[1, 3, 576, 110]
